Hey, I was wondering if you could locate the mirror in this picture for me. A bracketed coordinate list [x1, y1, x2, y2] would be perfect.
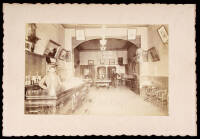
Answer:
[97, 66, 106, 80]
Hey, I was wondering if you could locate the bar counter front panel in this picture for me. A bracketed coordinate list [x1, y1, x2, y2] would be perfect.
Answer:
[25, 82, 90, 114]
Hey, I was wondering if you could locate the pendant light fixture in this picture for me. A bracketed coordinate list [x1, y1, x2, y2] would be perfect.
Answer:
[100, 25, 107, 51]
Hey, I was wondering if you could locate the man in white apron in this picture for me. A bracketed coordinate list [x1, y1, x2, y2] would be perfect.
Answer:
[39, 66, 61, 97]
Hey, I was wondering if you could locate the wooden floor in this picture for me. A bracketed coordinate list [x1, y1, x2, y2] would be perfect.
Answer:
[59, 86, 168, 116]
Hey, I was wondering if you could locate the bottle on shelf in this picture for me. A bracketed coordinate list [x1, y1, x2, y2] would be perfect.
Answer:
[27, 89, 31, 96]
[31, 75, 36, 85]
[36, 72, 39, 84]
[38, 74, 41, 82]
[30, 77, 33, 85]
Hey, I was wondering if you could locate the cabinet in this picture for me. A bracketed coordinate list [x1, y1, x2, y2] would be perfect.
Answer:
[125, 78, 140, 94]
[25, 51, 46, 96]
[25, 83, 89, 114]
[25, 50, 47, 114]
[25, 50, 46, 76]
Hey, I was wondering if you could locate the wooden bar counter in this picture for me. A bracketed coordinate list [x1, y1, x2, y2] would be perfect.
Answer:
[25, 81, 90, 114]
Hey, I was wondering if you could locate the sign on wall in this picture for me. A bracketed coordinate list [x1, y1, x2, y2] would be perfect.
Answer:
[127, 29, 137, 40]
[76, 30, 85, 40]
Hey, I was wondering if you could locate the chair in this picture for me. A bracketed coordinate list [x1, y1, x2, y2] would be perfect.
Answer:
[150, 87, 159, 104]
[144, 86, 161, 104]
[144, 86, 153, 102]
[156, 90, 168, 109]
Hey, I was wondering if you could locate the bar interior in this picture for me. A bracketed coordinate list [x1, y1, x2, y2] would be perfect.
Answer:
[25, 24, 169, 115]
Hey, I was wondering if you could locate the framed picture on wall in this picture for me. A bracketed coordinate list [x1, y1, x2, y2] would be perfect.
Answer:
[127, 29, 137, 40]
[44, 40, 61, 56]
[58, 48, 71, 62]
[88, 60, 94, 65]
[25, 41, 32, 52]
[148, 47, 160, 62]
[158, 26, 168, 44]
[109, 59, 115, 65]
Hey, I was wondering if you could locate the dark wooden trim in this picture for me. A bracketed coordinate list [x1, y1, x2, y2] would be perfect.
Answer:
[25, 50, 46, 58]
[72, 36, 141, 49]
[79, 49, 127, 52]
[49, 40, 61, 46]
[61, 24, 65, 29]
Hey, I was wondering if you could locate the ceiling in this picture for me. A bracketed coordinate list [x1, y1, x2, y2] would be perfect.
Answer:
[77, 38, 136, 51]
[62, 24, 149, 29]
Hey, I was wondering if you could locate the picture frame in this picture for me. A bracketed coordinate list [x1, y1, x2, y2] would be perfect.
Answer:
[88, 60, 94, 65]
[127, 29, 137, 40]
[58, 48, 71, 62]
[25, 41, 32, 52]
[148, 47, 160, 62]
[158, 26, 168, 44]
[44, 40, 61, 56]
[109, 59, 115, 65]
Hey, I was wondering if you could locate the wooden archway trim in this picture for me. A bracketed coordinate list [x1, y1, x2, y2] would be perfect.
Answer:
[72, 36, 141, 49]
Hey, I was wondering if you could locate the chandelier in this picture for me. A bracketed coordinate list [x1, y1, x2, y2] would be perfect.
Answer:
[100, 25, 107, 51]
[100, 38, 107, 51]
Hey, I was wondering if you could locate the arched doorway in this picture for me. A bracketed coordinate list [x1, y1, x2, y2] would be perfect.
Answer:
[73, 38, 140, 94]
[74, 38, 138, 50]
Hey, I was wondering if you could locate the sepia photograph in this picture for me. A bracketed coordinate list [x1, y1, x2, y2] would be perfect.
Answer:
[3, 4, 196, 136]
[24, 23, 169, 116]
